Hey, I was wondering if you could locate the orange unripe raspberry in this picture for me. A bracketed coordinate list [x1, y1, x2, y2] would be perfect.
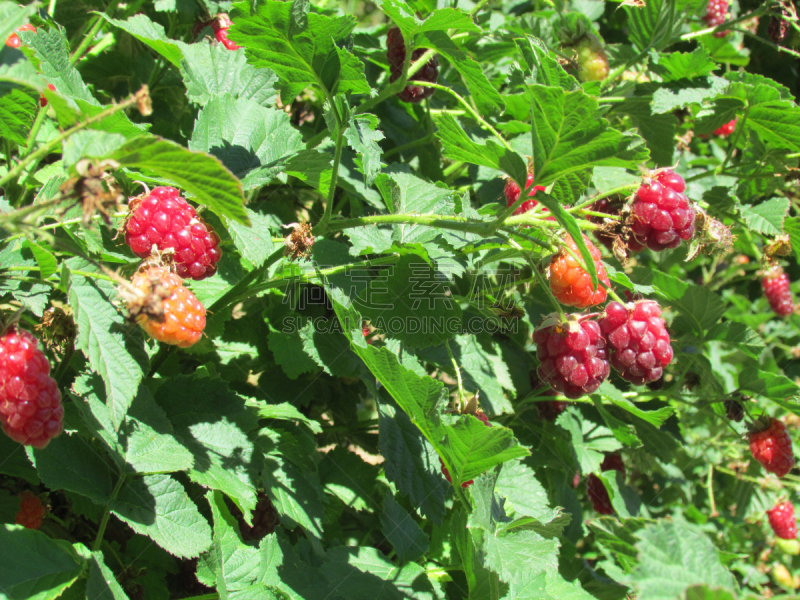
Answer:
[549, 235, 610, 308]
[128, 266, 206, 348]
[15, 491, 45, 530]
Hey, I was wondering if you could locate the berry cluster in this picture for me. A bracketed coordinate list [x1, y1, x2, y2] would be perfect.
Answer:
[6, 23, 35, 48]
[128, 266, 207, 348]
[549, 235, 610, 308]
[631, 171, 695, 252]
[587, 453, 625, 515]
[762, 267, 795, 317]
[0, 327, 63, 448]
[704, 0, 730, 38]
[124, 186, 222, 281]
[749, 419, 795, 478]
[386, 27, 438, 104]
[505, 173, 546, 215]
[599, 301, 673, 385]
[534, 316, 610, 399]
[15, 491, 46, 530]
[768, 501, 797, 540]
[440, 411, 491, 488]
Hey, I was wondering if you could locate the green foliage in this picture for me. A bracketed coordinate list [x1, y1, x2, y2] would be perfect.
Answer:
[3, 0, 800, 598]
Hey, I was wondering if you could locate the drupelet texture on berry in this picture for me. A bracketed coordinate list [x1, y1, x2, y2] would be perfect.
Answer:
[768, 501, 798, 540]
[505, 173, 546, 215]
[0, 327, 63, 449]
[704, 0, 730, 37]
[440, 412, 491, 488]
[587, 453, 625, 515]
[6, 24, 35, 48]
[571, 35, 609, 82]
[124, 186, 222, 280]
[128, 266, 207, 348]
[386, 27, 438, 103]
[599, 300, 673, 385]
[631, 170, 695, 251]
[15, 491, 46, 530]
[750, 419, 795, 478]
[549, 235, 610, 308]
[211, 14, 240, 50]
[762, 267, 795, 317]
[534, 315, 610, 399]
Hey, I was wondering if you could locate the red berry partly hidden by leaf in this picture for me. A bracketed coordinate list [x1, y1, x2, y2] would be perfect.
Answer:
[363, 326, 372, 345]
[713, 117, 737, 137]
[630, 170, 695, 252]
[704, 0, 730, 37]
[15, 491, 46, 530]
[750, 419, 796, 478]
[0, 327, 63, 449]
[587, 453, 625, 515]
[534, 314, 610, 399]
[211, 14, 240, 50]
[6, 24, 36, 48]
[768, 501, 798, 540]
[505, 173, 546, 215]
[537, 400, 568, 421]
[440, 412, 492, 488]
[124, 186, 222, 280]
[762, 267, 795, 317]
[572, 35, 609, 82]
[599, 300, 673, 385]
[39, 84, 56, 108]
[549, 234, 610, 308]
[128, 266, 207, 348]
[386, 27, 438, 104]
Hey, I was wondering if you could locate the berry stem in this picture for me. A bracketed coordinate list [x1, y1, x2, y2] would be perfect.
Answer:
[504, 234, 565, 317]
[93, 472, 126, 552]
[445, 340, 466, 408]
[706, 464, 719, 518]
[569, 184, 639, 212]
[318, 122, 345, 231]
[718, 111, 748, 174]
[680, 6, 769, 41]
[70, 1, 118, 65]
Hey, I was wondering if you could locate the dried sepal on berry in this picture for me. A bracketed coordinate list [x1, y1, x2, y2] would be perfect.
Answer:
[765, 235, 793, 260]
[284, 222, 314, 262]
[59, 159, 125, 227]
[35, 303, 75, 356]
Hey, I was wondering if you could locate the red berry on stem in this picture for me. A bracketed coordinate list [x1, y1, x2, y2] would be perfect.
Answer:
[0, 327, 63, 449]
[386, 27, 438, 104]
[534, 315, 610, 399]
[768, 501, 798, 540]
[599, 300, 673, 385]
[750, 419, 795, 478]
[713, 117, 737, 137]
[762, 267, 795, 317]
[587, 453, 625, 515]
[15, 491, 45, 530]
[549, 235, 610, 308]
[211, 14, 240, 50]
[124, 186, 222, 280]
[704, 0, 730, 37]
[630, 170, 695, 252]
[128, 266, 207, 348]
[505, 173, 546, 215]
[6, 24, 36, 48]
[440, 412, 492, 488]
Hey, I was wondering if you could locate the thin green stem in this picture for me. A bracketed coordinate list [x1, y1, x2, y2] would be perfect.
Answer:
[93, 473, 126, 551]
[680, 7, 769, 41]
[70, 14, 104, 65]
[601, 48, 649, 90]
[503, 234, 565, 317]
[178, 594, 218, 600]
[305, 128, 330, 149]
[383, 133, 434, 159]
[208, 247, 285, 313]
[445, 340, 466, 407]
[719, 111, 748, 173]
[319, 124, 345, 231]
[0, 88, 146, 189]
[468, 0, 492, 16]
[48, 0, 57, 14]
[324, 213, 494, 237]
[23, 108, 48, 154]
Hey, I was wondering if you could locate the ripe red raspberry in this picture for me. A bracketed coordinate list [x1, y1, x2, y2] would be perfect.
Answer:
[534, 314, 610, 399]
[549, 235, 610, 308]
[529, 371, 567, 420]
[15, 491, 45, 530]
[587, 453, 625, 515]
[128, 266, 206, 348]
[39, 84, 56, 108]
[704, 0, 730, 37]
[363, 325, 372, 345]
[571, 35, 609, 82]
[713, 118, 737, 137]
[768, 501, 798, 540]
[762, 267, 795, 317]
[124, 186, 222, 280]
[386, 27, 438, 103]
[599, 300, 673, 385]
[211, 14, 240, 50]
[0, 327, 63, 449]
[440, 411, 491, 488]
[6, 24, 35, 48]
[505, 173, 546, 215]
[750, 419, 795, 478]
[630, 170, 695, 251]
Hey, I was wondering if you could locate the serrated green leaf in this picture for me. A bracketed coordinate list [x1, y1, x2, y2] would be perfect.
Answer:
[344, 113, 384, 187]
[101, 14, 188, 68]
[380, 492, 428, 563]
[87, 552, 128, 600]
[739, 197, 789, 236]
[0, 87, 36, 145]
